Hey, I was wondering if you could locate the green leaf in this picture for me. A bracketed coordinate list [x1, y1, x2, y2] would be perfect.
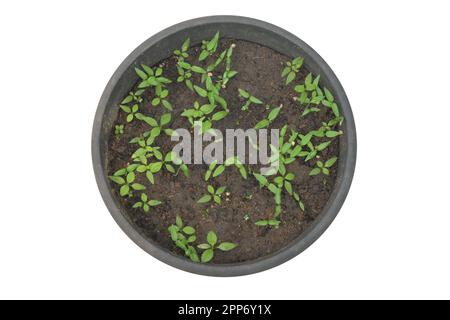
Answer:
[119, 185, 130, 196]
[126, 172, 135, 184]
[183, 226, 195, 235]
[253, 173, 268, 186]
[199, 50, 209, 61]
[207, 231, 217, 246]
[207, 185, 215, 194]
[290, 145, 302, 157]
[149, 200, 161, 206]
[249, 96, 263, 104]
[255, 220, 268, 226]
[238, 88, 250, 98]
[135, 67, 148, 80]
[326, 130, 342, 138]
[146, 171, 154, 184]
[212, 111, 228, 121]
[213, 195, 221, 204]
[191, 65, 206, 74]
[162, 99, 173, 111]
[268, 106, 282, 121]
[281, 66, 290, 77]
[181, 38, 190, 51]
[286, 71, 295, 84]
[268, 183, 278, 194]
[149, 162, 163, 173]
[201, 249, 214, 263]
[285, 172, 295, 180]
[109, 176, 125, 185]
[254, 119, 270, 129]
[284, 181, 293, 195]
[131, 183, 145, 191]
[197, 195, 212, 203]
[217, 242, 237, 251]
[213, 165, 225, 177]
[316, 141, 331, 151]
[126, 114, 133, 123]
[324, 87, 334, 102]
[325, 157, 338, 168]
[194, 85, 207, 97]
[143, 116, 158, 127]
[309, 168, 321, 176]
[216, 186, 226, 195]
[197, 243, 211, 250]
[160, 113, 171, 126]
[176, 215, 183, 229]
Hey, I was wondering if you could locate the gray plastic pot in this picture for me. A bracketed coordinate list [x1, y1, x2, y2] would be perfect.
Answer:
[92, 15, 357, 277]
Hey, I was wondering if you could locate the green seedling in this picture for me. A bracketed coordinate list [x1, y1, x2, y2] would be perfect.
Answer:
[174, 38, 190, 62]
[297, 131, 333, 162]
[145, 151, 184, 176]
[151, 85, 173, 111]
[132, 193, 161, 213]
[192, 78, 228, 112]
[197, 185, 226, 205]
[121, 90, 144, 104]
[207, 156, 247, 181]
[135, 64, 172, 89]
[197, 231, 237, 263]
[168, 215, 199, 262]
[254, 105, 282, 129]
[181, 101, 228, 134]
[114, 124, 124, 136]
[135, 112, 173, 139]
[199, 31, 220, 61]
[238, 88, 263, 111]
[109, 166, 145, 197]
[309, 157, 337, 176]
[322, 87, 340, 118]
[294, 73, 324, 116]
[130, 133, 162, 164]
[177, 61, 208, 91]
[119, 103, 139, 123]
[282, 56, 304, 84]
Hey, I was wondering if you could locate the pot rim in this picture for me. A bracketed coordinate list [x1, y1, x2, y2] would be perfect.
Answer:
[92, 15, 357, 277]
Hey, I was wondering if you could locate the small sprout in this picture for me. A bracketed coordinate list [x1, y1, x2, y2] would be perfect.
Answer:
[119, 103, 139, 123]
[114, 124, 124, 136]
[181, 101, 228, 134]
[109, 166, 145, 198]
[121, 90, 144, 104]
[238, 88, 263, 111]
[243, 213, 250, 221]
[294, 73, 325, 116]
[197, 230, 237, 263]
[254, 105, 282, 129]
[310, 157, 338, 176]
[132, 193, 161, 213]
[168, 215, 199, 262]
[135, 64, 172, 90]
[282, 56, 304, 84]
[174, 37, 190, 62]
[151, 85, 173, 111]
[322, 87, 340, 118]
[198, 185, 226, 205]
[199, 31, 220, 61]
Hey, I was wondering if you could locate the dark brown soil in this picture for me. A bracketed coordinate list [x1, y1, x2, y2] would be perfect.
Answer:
[106, 39, 340, 263]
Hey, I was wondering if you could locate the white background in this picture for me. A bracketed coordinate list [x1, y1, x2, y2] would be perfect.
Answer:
[1, 0, 449, 300]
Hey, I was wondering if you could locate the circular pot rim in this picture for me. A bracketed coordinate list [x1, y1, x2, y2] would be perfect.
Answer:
[92, 15, 357, 277]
